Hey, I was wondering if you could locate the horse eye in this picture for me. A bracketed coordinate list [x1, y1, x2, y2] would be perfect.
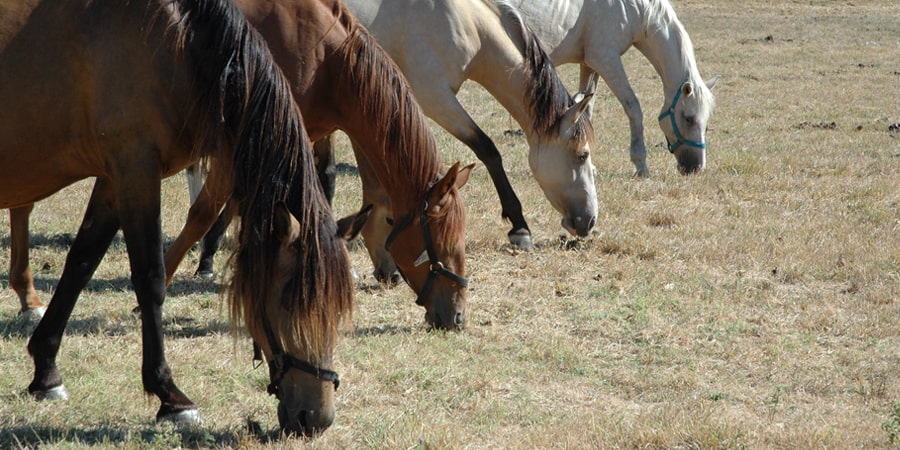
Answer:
[578, 151, 589, 163]
[684, 116, 696, 126]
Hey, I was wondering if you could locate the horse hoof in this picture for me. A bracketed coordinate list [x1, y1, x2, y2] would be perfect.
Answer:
[21, 307, 45, 320]
[33, 384, 69, 401]
[195, 270, 215, 281]
[157, 408, 202, 426]
[508, 231, 533, 251]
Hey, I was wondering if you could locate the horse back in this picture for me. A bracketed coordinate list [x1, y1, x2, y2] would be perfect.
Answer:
[0, 0, 196, 208]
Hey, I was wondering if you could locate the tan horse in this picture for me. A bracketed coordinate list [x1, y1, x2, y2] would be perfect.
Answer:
[334, 0, 599, 252]
[6, 0, 474, 329]
[1, 0, 362, 436]
[507, 0, 719, 176]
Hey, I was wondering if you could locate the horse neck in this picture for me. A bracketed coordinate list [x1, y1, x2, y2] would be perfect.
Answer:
[632, 0, 702, 103]
[466, 15, 544, 144]
[340, 114, 441, 212]
[327, 35, 443, 213]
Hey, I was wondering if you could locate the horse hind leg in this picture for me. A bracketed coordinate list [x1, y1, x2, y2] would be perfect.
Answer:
[9, 204, 45, 319]
[421, 90, 532, 249]
[27, 179, 121, 401]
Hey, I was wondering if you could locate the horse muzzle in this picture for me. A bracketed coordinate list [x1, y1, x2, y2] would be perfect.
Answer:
[277, 400, 335, 437]
[561, 214, 596, 237]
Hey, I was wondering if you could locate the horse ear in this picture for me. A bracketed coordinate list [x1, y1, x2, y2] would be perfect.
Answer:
[705, 75, 720, 90]
[273, 202, 296, 243]
[452, 163, 476, 190]
[583, 72, 599, 96]
[428, 162, 475, 206]
[336, 204, 372, 242]
[564, 91, 594, 127]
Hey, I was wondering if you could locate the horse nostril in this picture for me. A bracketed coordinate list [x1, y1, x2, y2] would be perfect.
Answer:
[588, 216, 596, 230]
[454, 312, 464, 326]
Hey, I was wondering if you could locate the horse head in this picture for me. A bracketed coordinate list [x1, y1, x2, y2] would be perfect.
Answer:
[528, 76, 599, 237]
[658, 76, 719, 174]
[386, 162, 474, 330]
[248, 202, 368, 437]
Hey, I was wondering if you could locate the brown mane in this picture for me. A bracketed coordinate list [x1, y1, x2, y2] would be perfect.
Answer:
[331, 9, 465, 252]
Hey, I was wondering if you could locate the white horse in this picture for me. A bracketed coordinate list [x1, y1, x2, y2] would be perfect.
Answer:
[507, 0, 719, 176]
[335, 0, 598, 259]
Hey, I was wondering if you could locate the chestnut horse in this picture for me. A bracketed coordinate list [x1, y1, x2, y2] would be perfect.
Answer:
[6, 0, 473, 329]
[1, 0, 362, 436]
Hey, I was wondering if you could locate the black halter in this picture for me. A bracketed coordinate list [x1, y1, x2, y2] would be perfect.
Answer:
[253, 309, 340, 396]
[384, 196, 468, 306]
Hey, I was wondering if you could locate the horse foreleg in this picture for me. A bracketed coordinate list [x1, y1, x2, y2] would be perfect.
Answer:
[27, 179, 120, 401]
[353, 147, 401, 285]
[164, 168, 232, 285]
[462, 128, 531, 250]
[9, 204, 45, 318]
[195, 201, 234, 279]
[422, 91, 532, 249]
[313, 134, 337, 205]
[113, 166, 197, 424]
[583, 58, 649, 177]
[184, 164, 204, 204]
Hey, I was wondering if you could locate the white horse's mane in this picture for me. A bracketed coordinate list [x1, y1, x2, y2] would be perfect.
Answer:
[643, 0, 715, 110]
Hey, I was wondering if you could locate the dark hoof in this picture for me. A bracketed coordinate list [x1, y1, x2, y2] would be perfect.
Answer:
[157, 405, 202, 426]
[508, 229, 533, 251]
[31, 384, 69, 401]
[195, 269, 215, 281]
[374, 269, 403, 287]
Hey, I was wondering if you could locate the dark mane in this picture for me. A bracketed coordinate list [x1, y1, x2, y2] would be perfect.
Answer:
[168, 0, 353, 359]
[497, 1, 594, 143]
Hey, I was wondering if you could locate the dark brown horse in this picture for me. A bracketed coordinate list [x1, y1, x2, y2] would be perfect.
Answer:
[1, 0, 362, 436]
[7, 0, 474, 330]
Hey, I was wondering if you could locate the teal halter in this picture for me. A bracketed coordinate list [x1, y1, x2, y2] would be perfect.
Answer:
[657, 78, 706, 154]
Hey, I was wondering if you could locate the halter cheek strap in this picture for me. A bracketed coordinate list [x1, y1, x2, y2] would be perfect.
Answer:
[384, 197, 468, 306]
[253, 308, 340, 396]
[658, 77, 707, 154]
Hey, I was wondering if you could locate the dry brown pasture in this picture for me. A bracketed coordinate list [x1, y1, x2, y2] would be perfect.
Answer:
[1, 0, 898, 448]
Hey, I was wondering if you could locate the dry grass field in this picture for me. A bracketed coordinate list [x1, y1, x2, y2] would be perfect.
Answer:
[1, 0, 898, 448]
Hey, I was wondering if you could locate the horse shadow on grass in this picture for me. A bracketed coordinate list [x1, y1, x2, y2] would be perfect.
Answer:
[0, 422, 290, 449]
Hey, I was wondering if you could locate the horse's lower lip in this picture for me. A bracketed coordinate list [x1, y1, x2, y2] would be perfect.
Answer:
[561, 218, 578, 236]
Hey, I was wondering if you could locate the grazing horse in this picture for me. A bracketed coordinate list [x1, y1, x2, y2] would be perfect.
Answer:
[506, 0, 718, 176]
[1, 0, 361, 436]
[5, 0, 474, 329]
[334, 0, 599, 251]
